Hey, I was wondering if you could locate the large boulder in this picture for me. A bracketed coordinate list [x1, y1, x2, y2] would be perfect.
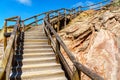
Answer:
[85, 29, 120, 80]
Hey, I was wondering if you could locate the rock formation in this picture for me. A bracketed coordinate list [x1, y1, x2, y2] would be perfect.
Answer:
[59, 7, 120, 80]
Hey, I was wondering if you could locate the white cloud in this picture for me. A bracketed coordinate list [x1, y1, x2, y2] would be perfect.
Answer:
[17, 0, 32, 6]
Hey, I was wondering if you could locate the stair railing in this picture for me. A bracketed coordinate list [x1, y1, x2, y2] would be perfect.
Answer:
[21, 8, 80, 32]
[21, 11, 55, 32]
[0, 16, 21, 80]
[21, 0, 111, 32]
[3, 16, 20, 50]
[0, 0, 112, 79]
[42, 1, 111, 80]
[44, 15, 104, 80]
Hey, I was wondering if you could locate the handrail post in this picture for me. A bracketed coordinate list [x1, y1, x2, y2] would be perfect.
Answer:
[72, 70, 80, 80]
[72, 67, 80, 80]
[64, 9, 67, 28]
[74, 9, 76, 17]
[22, 21, 25, 32]
[72, 9, 74, 15]
[70, 10, 72, 21]
[47, 13, 50, 23]
[46, 13, 51, 45]
[56, 39, 60, 63]
[4, 20, 7, 51]
[48, 28, 51, 45]
[18, 17, 21, 33]
[34, 16, 38, 26]
[78, 7, 80, 13]
[70, 9, 74, 20]
[57, 11, 60, 32]
[78, 6, 81, 13]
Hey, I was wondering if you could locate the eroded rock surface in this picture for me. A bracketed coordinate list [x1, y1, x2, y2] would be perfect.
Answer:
[59, 7, 120, 80]
[86, 29, 120, 80]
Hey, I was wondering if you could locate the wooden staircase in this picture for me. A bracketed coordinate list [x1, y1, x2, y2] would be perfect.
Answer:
[10, 25, 67, 80]
[1, 5, 106, 79]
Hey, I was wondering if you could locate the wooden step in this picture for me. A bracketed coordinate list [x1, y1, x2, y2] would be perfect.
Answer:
[24, 34, 46, 37]
[24, 32, 45, 35]
[15, 52, 55, 58]
[32, 77, 67, 80]
[26, 28, 44, 31]
[23, 48, 53, 53]
[24, 34, 46, 36]
[12, 63, 61, 72]
[24, 36, 47, 39]
[24, 42, 48, 45]
[10, 69, 66, 80]
[16, 57, 56, 65]
[24, 45, 51, 49]
[24, 39, 48, 42]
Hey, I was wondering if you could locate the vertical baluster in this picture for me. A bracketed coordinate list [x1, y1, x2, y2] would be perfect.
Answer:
[46, 25, 51, 45]
[72, 67, 80, 80]
[43, 21, 48, 37]
[78, 7, 81, 13]
[4, 20, 7, 51]
[72, 9, 74, 17]
[22, 21, 25, 32]
[79, 71, 81, 80]
[47, 13, 50, 23]
[48, 28, 51, 45]
[34, 16, 38, 26]
[70, 10, 72, 21]
[72, 9, 74, 19]
[78, 6, 82, 14]
[64, 9, 67, 28]
[57, 11, 60, 32]
[46, 13, 51, 45]
[74, 9, 77, 17]
[56, 39, 60, 63]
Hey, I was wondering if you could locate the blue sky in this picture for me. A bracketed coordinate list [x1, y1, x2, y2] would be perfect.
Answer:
[0, 0, 110, 29]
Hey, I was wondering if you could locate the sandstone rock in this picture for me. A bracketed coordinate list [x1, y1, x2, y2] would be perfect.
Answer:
[114, 13, 120, 22]
[80, 10, 96, 17]
[100, 11, 115, 23]
[110, 21, 120, 37]
[72, 23, 92, 39]
[111, 8, 120, 13]
[76, 29, 92, 40]
[104, 18, 117, 28]
[86, 29, 120, 80]
[59, 7, 120, 80]
[65, 23, 79, 34]
[0, 47, 3, 54]
[94, 22, 102, 31]
[77, 39, 89, 52]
